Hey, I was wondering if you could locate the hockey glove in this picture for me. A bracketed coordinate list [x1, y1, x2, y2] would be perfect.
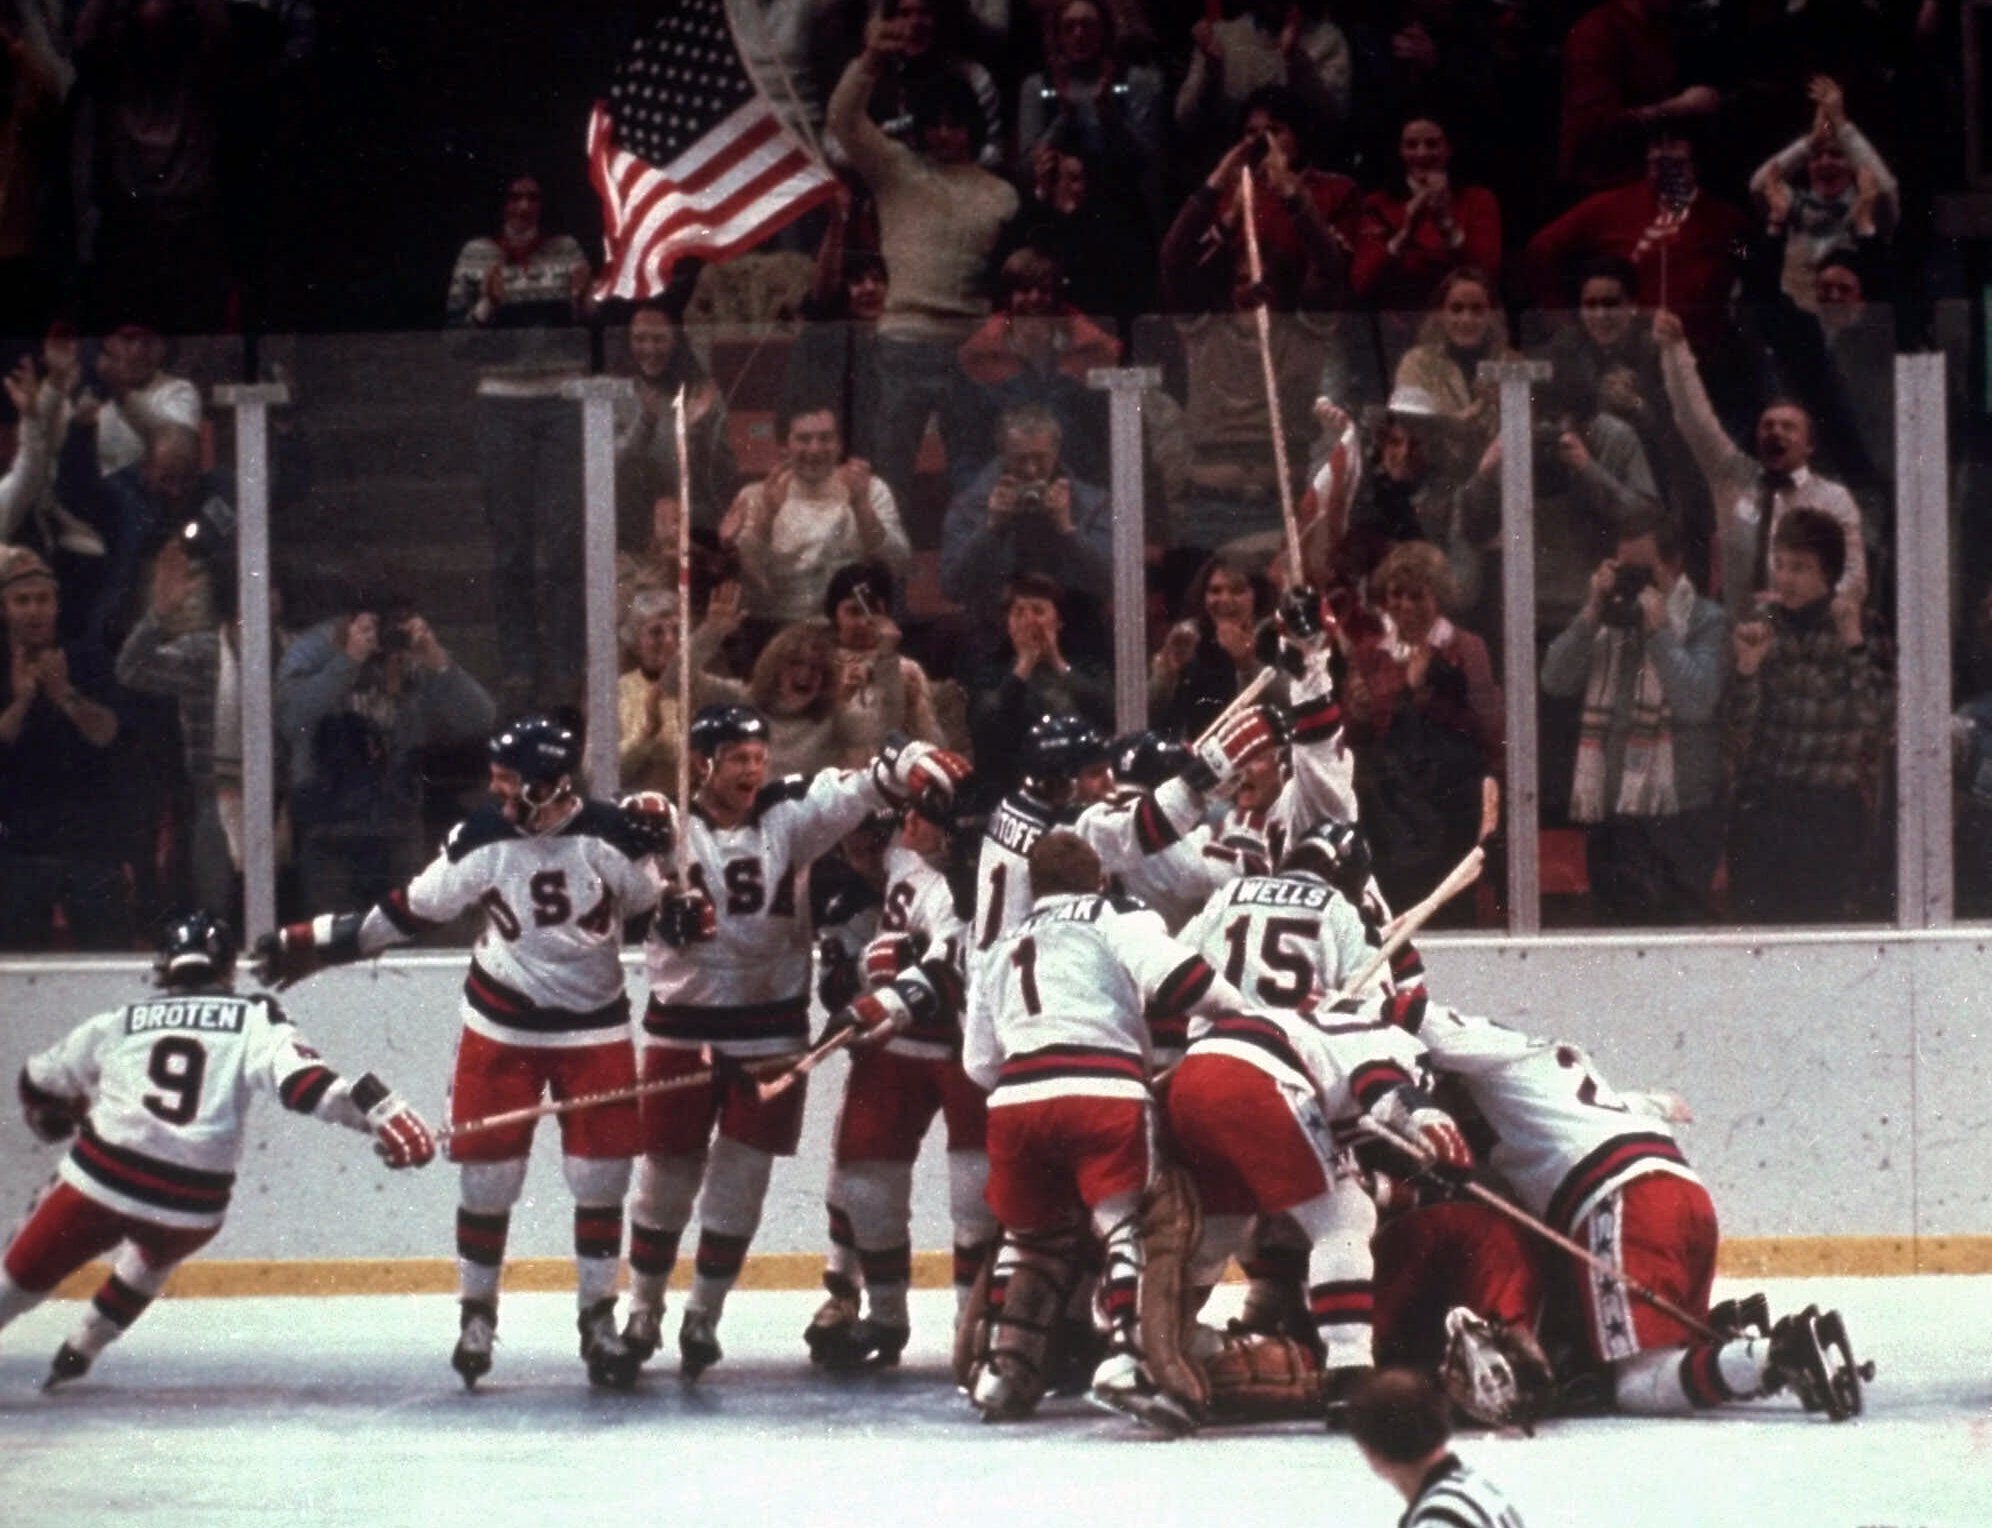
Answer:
[350, 1073, 435, 1170]
[700, 1045, 759, 1101]
[656, 887, 718, 947]
[862, 932, 921, 990]
[18, 1068, 84, 1145]
[1277, 585, 1335, 651]
[1184, 704, 1288, 796]
[251, 913, 363, 991]
[822, 978, 935, 1053]
[1371, 1084, 1473, 1177]
[816, 935, 863, 1013]
[1254, 621, 1307, 679]
[871, 736, 973, 813]
[617, 791, 677, 860]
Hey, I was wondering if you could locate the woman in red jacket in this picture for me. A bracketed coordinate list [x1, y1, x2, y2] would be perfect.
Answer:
[1351, 113, 1503, 321]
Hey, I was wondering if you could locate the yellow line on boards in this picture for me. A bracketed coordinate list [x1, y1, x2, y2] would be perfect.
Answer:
[43, 1236, 1992, 1301]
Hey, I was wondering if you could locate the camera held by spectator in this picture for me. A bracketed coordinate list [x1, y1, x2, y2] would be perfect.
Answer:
[1599, 561, 1654, 628]
[177, 496, 236, 568]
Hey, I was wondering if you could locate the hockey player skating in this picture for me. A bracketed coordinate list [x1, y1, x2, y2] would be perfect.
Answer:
[1386, 993, 1870, 1422]
[253, 713, 667, 1391]
[962, 830, 1256, 1434]
[625, 704, 969, 1379]
[5, 912, 434, 1387]
[807, 793, 994, 1371]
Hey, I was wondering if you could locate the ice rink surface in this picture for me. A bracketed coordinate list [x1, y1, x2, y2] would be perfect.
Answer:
[2, 1276, 1988, 1528]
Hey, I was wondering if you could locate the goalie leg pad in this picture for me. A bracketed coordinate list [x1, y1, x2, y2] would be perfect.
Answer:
[1136, 1165, 1209, 1414]
[967, 1228, 1080, 1420]
[1201, 1331, 1326, 1422]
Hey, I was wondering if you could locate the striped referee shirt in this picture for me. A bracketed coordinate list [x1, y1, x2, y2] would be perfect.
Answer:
[1402, 1455, 1527, 1528]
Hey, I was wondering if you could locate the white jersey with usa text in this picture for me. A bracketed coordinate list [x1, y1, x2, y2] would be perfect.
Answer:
[1107, 798, 1262, 932]
[1402, 999, 1700, 1234]
[25, 990, 355, 1230]
[963, 892, 1244, 1103]
[1226, 645, 1358, 868]
[360, 800, 661, 1049]
[970, 774, 1208, 971]
[1179, 872, 1376, 1015]
[643, 768, 891, 1057]
[875, 840, 970, 1060]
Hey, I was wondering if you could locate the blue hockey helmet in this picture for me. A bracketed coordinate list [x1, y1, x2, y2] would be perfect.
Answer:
[688, 703, 771, 758]
[1019, 713, 1110, 793]
[155, 910, 238, 988]
[489, 713, 583, 788]
[1281, 820, 1372, 900]
[1108, 729, 1191, 791]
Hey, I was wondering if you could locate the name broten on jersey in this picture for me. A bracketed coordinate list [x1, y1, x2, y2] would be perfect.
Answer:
[125, 1001, 248, 1036]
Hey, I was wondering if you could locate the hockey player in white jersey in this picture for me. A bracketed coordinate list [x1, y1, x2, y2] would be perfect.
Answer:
[4, 912, 434, 1388]
[252, 713, 667, 1391]
[806, 792, 994, 1371]
[1390, 992, 1868, 1422]
[962, 830, 1256, 1433]
[625, 704, 970, 1379]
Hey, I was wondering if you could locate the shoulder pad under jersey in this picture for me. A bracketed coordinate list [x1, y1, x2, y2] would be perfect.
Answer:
[445, 804, 521, 863]
[255, 993, 292, 1027]
[752, 775, 811, 817]
[566, 799, 650, 862]
[1107, 890, 1150, 916]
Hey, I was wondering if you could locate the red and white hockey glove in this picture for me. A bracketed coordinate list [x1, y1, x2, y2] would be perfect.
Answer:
[1372, 1084, 1473, 1177]
[871, 736, 973, 814]
[18, 1067, 84, 1144]
[251, 912, 363, 991]
[862, 932, 921, 990]
[617, 791, 677, 860]
[1185, 704, 1288, 796]
[656, 887, 717, 947]
[821, 977, 935, 1052]
[351, 1073, 435, 1170]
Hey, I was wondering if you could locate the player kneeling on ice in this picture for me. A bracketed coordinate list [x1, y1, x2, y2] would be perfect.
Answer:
[1380, 993, 1872, 1423]
[4, 912, 433, 1388]
[961, 830, 1255, 1434]
[254, 713, 670, 1392]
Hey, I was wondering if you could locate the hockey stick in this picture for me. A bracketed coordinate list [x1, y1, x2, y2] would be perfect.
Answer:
[1193, 666, 1277, 749]
[672, 386, 695, 882]
[1354, 1113, 1725, 1343]
[438, 1051, 794, 1144]
[755, 1006, 910, 1102]
[1236, 170, 1304, 580]
[1340, 845, 1484, 999]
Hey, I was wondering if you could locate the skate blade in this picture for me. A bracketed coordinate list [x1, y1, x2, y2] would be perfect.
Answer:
[1815, 1311, 1868, 1422]
[1086, 1384, 1200, 1437]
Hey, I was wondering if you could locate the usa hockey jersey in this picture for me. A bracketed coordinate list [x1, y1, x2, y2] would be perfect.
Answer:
[963, 892, 1244, 1102]
[874, 840, 970, 1060]
[1178, 871, 1376, 1014]
[643, 768, 891, 1057]
[24, 990, 361, 1230]
[361, 800, 661, 1048]
[1394, 997, 1700, 1234]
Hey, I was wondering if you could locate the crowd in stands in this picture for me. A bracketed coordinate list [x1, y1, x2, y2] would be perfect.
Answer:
[0, 0, 1981, 949]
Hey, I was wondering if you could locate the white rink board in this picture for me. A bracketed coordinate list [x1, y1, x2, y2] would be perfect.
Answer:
[0, 929, 1987, 1260]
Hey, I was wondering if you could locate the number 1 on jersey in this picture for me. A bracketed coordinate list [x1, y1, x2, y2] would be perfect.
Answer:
[1011, 937, 1042, 1015]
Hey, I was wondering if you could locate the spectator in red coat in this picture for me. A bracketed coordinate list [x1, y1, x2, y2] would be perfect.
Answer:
[1350, 112, 1503, 324]
[1523, 129, 1748, 361]
[1557, 0, 1719, 195]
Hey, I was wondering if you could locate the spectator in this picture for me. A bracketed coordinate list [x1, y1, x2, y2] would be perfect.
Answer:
[89, 324, 203, 479]
[0, 548, 129, 950]
[1341, 539, 1501, 920]
[1349, 113, 1503, 319]
[276, 591, 496, 913]
[113, 533, 276, 913]
[1523, 129, 1749, 364]
[72, 0, 234, 331]
[616, 582, 748, 799]
[720, 402, 912, 635]
[1348, 1368, 1532, 1527]
[1342, 0, 1502, 171]
[854, 0, 1004, 172]
[0, 351, 108, 635]
[615, 299, 738, 561]
[824, 559, 945, 758]
[1338, 407, 1445, 584]
[827, 13, 1019, 514]
[962, 571, 1114, 793]
[1723, 508, 1890, 924]
[1748, 75, 1897, 312]
[786, 200, 890, 466]
[1541, 513, 1729, 924]
[1016, 0, 1166, 227]
[939, 403, 1112, 631]
[0, 19, 59, 341]
[746, 616, 875, 777]
[1653, 307, 1866, 618]
[953, 247, 1120, 487]
[1147, 550, 1272, 740]
[1174, 0, 1353, 170]
[444, 170, 593, 711]
[1005, 131, 1159, 326]
[1557, 0, 1716, 195]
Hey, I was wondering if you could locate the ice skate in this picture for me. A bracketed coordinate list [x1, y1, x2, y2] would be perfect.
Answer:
[970, 1355, 1039, 1422]
[804, 1289, 862, 1367]
[1766, 1306, 1870, 1422]
[451, 1300, 497, 1390]
[679, 1308, 722, 1381]
[622, 1303, 663, 1365]
[1086, 1349, 1200, 1437]
[42, 1343, 92, 1391]
[578, 1299, 639, 1391]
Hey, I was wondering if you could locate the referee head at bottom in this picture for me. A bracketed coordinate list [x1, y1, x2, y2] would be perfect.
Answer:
[1346, 1368, 1529, 1528]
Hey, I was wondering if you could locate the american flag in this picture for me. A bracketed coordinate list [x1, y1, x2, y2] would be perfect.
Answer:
[587, 0, 838, 300]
